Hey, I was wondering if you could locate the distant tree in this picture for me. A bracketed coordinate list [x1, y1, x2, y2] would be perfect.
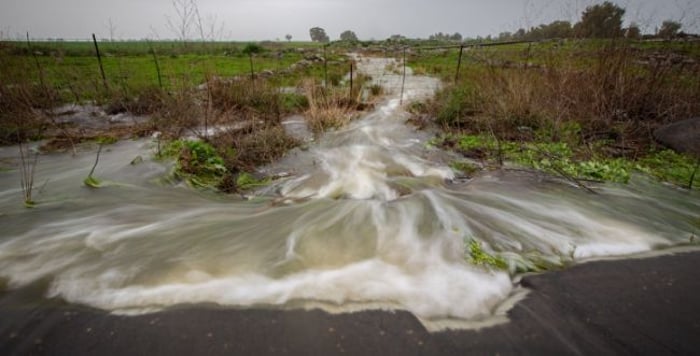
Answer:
[165, 0, 222, 42]
[166, 0, 197, 42]
[107, 18, 117, 42]
[514, 28, 527, 39]
[498, 32, 513, 41]
[285, 34, 292, 42]
[339, 30, 358, 42]
[309, 27, 329, 43]
[242, 43, 263, 80]
[450, 32, 463, 42]
[388, 34, 406, 42]
[575, 1, 625, 38]
[542, 21, 573, 38]
[658, 20, 682, 39]
[625, 23, 641, 39]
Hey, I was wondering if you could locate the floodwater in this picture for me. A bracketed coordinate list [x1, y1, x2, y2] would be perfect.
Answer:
[0, 57, 698, 330]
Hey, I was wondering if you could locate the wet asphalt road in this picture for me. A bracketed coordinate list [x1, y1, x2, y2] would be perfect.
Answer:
[1, 250, 699, 355]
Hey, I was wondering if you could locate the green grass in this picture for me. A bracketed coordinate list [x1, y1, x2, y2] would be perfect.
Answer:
[0, 40, 346, 103]
[440, 133, 699, 188]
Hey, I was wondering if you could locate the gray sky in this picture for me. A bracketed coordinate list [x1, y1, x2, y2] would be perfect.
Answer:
[1, 0, 699, 41]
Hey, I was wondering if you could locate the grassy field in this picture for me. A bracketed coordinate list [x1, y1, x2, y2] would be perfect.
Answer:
[0, 40, 347, 102]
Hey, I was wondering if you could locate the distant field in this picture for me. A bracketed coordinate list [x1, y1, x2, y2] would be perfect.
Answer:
[1, 38, 699, 102]
[0, 40, 337, 101]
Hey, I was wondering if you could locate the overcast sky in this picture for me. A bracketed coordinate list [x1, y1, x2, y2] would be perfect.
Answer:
[1, 0, 699, 41]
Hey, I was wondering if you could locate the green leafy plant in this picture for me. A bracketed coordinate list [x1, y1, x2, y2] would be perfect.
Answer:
[162, 139, 227, 188]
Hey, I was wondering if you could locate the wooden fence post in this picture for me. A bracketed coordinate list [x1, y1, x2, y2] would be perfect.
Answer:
[455, 44, 464, 83]
[349, 62, 353, 99]
[92, 33, 109, 92]
[400, 47, 406, 105]
[323, 44, 328, 88]
[148, 42, 163, 89]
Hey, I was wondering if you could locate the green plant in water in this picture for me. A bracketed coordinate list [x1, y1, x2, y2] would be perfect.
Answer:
[236, 172, 271, 191]
[83, 175, 101, 188]
[450, 161, 480, 175]
[18, 142, 38, 207]
[84, 144, 103, 188]
[467, 239, 507, 270]
[162, 139, 227, 188]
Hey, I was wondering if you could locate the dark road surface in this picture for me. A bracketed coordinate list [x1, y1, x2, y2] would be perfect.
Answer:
[1, 250, 699, 355]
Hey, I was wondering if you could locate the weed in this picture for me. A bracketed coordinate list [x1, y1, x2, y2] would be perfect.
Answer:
[162, 139, 227, 188]
[303, 80, 359, 134]
[450, 161, 480, 175]
[466, 239, 507, 270]
[18, 142, 39, 207]
[236, 172, 271, 190]
[84, 144, 103, 188]
[213, 125, 298, 171]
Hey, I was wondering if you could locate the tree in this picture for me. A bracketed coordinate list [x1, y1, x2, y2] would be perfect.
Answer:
[165, 0, 222, 42]
[309, 27, 329, 43]
[388, 34, 406, 42]
[166, 0, 197, 42]
[242, 43, 263, 80]
[106, 18, 117, 42]
[575, 1, 625, 38]
[541, 21, 573, 38]
[658, 20, 682, 39]
[450, 32, 463, 42]
[498, 32, 513, 41]
[339, 30, 358, 42]
[625, 23, 641, 39]
[285, 34, 292, 42]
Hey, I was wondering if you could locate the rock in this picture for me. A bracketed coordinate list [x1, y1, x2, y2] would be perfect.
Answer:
[130, 156, 144, 165]
[654, 117, 700, 157]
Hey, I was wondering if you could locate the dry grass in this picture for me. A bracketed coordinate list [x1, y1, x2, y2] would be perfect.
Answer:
[0, 84, 53, 144]
[150, 89, 203, 138]
[302, 79, 360, 134]
[431, 41, 700, 149]
[211, 125, 299, 171]
[208, 78, 283, 125]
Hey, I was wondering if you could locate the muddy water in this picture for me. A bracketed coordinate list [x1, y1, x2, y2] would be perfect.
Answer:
[0, 57, 698, 329]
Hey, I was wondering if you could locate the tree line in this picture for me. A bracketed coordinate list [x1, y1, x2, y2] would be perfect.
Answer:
[497, 2, 687, 41]
[307, 1, 691, 45]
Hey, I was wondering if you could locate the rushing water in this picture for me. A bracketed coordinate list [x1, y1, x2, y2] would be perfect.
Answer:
[0, 57, 698, 329]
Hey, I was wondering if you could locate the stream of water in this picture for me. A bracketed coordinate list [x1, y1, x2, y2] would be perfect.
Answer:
[0, 57, 698, 330]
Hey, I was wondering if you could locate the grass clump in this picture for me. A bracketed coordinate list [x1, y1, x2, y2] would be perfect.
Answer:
[450, 161, 480, 176]
[303, 80, 360, 134]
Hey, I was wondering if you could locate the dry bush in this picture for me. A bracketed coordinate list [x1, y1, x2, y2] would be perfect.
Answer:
[208, 78, 282, 126]
[211, 125, 299, 171]
[437, 42, 700, 148]
[0, 84, 51, 144]
[105, 86, 168, 115]
[151, 89, 202, 138]
[302, 80, 359, 134]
